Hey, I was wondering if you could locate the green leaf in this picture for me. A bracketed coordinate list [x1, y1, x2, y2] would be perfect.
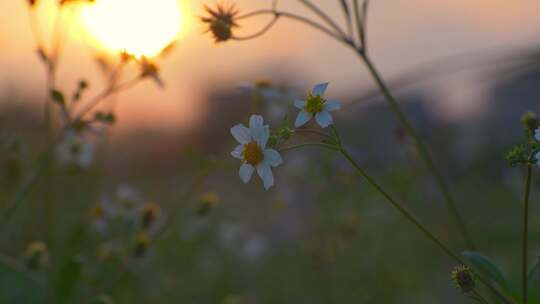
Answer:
[462, 251, 509, 292]
[54, 257, 83, 304]
[50, 90, 65, 106]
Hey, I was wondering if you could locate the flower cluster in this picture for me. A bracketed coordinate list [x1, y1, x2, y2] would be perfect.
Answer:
[231, 83, 341, 190]
[88, 185, 163, 258]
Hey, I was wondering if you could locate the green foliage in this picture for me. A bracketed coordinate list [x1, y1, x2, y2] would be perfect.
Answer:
[54, 257, 83, 304]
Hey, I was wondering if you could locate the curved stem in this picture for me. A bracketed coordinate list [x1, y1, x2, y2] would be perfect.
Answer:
[522, 165, 532, 304]
[236, 10, 349, 45]
[297, 0, 349, 39]
[279, 142, 338, 152]
[73, 76, 142, 121]
[337, 148, 511, 304]
[233, 16, 279, 41]
[357, 52, 476, 250]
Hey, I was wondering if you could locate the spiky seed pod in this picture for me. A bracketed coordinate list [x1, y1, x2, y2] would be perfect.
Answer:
[201, 3, 239, 43]
[451, 265, 475, 294]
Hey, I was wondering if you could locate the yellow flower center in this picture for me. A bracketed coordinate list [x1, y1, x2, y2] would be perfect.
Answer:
[243, 141, 264, 166]
[305, 93, 325, 114]
[90, 205, 105, 218]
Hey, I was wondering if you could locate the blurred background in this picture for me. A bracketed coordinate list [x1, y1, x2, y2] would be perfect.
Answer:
[1, 0, 540, 303]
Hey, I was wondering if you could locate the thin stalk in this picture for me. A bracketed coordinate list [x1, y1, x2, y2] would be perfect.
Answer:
[73, 76, 142, 121]
[357, 52, 476, 250]
[279, 142, 339, 152]
[297, 0, 349, 39]
[338, 148, 511, 304]
[236, 10, 349, 45]
[0, 140, 58, 232]
[233, 16, 279, 41]
[521, 165, 532, 304]
[472, 290, 490, 304]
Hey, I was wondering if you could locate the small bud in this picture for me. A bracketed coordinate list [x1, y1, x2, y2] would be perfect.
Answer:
[521, 111, 539, 133]
[141, 202, 161, 229]
[196, 192, 220, 216]
[27, 0, 38, 8]
[50, 89, 66, 108]
[451, 265, 475, 294]
[25, 241, 49, 270]
[140, 57, 164, 87]
[37, 48, 48, 63]
[96, 243, 114, 261]
[134, 232, 151, 258]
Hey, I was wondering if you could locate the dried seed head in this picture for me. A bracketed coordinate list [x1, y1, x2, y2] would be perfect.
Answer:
[201, 3, 239, 43]
[451, 265, 475, 294]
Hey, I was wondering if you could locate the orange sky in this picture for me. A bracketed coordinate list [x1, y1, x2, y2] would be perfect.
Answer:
[1, 0, 540, 130]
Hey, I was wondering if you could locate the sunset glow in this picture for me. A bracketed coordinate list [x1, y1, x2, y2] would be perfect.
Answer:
[79, 0, 182, 57]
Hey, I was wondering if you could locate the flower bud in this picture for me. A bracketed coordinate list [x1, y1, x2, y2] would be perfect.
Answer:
[197, 192, 219, 216]
[134, 232, 151, 258]
[141, 202, 161, 229]
[25, 241, 49, 270]
[521, 111, 539, 133]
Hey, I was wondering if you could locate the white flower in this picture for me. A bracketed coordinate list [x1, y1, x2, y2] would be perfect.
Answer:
[56, 130, 95, 167]
[294, 82, 341, 128]
[535, 128, 540, 141]
[230, 115, 283, 190]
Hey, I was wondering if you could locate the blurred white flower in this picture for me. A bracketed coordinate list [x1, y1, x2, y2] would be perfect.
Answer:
[535, 127, 540, 141]
[294, 82, 341, 128]
[56, 130, 95, 167]
[231, 115, 283, 190]
[114, 184, 144, 221]
[241, 235, 268, 262]
[89, 199, 116, 233]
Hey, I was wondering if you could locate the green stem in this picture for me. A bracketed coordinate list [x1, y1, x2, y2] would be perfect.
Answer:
[522, 165, 532, 304]
[338, 148, 512, 304]
[358, 52, 476, 250]
[279, 142, 339, 152]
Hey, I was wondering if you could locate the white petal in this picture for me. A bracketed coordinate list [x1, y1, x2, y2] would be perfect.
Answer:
[249, 115, 264, 130]
[249, 115, 269, 147]
[239, 163, 255, 183]
[295, 110, 312, 128]
[231, 124, 251, 144]
[231, 145, 244, 159]
[294, 99, 306, 109]
[312, 82, 329, 96]
[315, 111, 333, 128]
[324, 100, 341, 111]
[256, 163, 274, 190]
[264, 149, 283, 167]
[535, 129, 540, 141]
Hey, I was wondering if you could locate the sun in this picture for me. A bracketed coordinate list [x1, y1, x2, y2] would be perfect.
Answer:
[79, 0, 183, 58]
